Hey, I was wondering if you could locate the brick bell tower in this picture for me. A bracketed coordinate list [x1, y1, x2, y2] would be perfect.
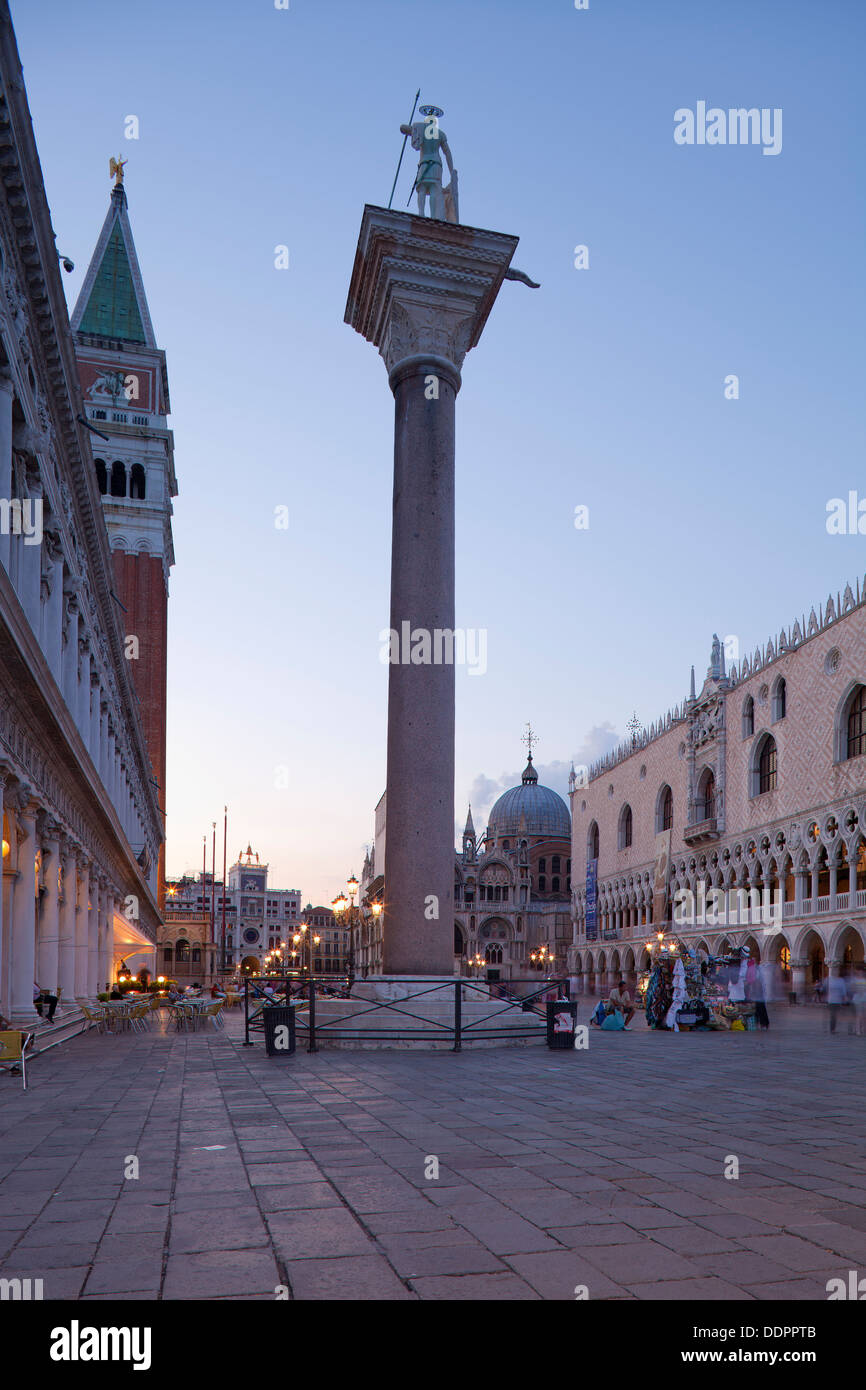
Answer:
[71, 165, 177, 909]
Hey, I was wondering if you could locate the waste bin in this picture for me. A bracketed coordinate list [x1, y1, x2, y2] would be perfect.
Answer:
[263, 1004, 295, 1057]
[546, 1000, 578, 1048]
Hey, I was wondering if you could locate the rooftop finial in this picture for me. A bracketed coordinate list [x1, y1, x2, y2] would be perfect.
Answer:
[110, 154, 127, 187]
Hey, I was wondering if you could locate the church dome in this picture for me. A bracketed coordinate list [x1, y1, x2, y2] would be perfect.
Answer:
[487, 755, 571, 840]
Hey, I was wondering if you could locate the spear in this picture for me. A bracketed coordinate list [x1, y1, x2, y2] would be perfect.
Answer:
[387, 88, 420, 209]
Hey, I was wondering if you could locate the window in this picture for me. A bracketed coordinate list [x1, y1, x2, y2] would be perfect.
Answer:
[618, 805, 633, 850]
[538, 876, 546, 892]
[742, 695, 754, 738]
[754, 735, 777, 795]
[163, 945, 172, 962]
[110, 460, 126, 497]
[552, 877, 560, 892]
[129, 463, 146, 499]
[588, 821, 599, 861]
[657, 784, 673, 833]
[552, 855, 561, 874]
[772, 677, 787, 721]
[539, 858, 547, 874]
[192, 946, 201, 963]
[94, 458, 108, 494]
[846, 686, 866, 760]
[697, 769, 715, 820]
[176, 940, 189, 962]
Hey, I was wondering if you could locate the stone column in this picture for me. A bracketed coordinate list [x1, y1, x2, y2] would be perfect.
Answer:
[8, 789, 40, 1024]
[36, 816, 62, 994]
[58, 837, 77, 1006]
[41, 532, 64, 684]
[98, 882, 113, 993]
[87, 872, 100, 997]
[74, 855, 90, 1002]
[791, 959, 807, 1002]
[0, 763, 10, 1017]
[345, 209, 519, 977]
[0, 372, 13, 575]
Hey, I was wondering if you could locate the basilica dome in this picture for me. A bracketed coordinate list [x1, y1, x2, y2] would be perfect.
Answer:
[487, 755, 571, 840]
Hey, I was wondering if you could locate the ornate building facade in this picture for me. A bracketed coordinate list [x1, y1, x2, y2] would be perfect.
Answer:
[164, 847, 301, 977]
[358, 748, 573, 986]
[0, 8, 162, 1025]
[569, 580, 866, 999]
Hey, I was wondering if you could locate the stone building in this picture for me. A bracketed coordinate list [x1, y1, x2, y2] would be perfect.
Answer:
[358, 748, 573, 986]
[568, 579, 866, 1000]
[164, 846, 301, 977]
[0, 8, 162, 1026]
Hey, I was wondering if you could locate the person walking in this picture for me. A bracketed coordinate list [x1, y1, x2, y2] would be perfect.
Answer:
[850, 966, 866, 1037]
[751, 961, 770, 1030]
[827, 972, 848, 1033]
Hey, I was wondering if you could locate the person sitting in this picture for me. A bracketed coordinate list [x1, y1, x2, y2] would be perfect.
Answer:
[33, 981, 58, 1025]
[608, 980, 635, 1029]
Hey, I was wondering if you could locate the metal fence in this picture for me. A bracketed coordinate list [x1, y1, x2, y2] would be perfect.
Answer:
[242, 974, 570, 1051]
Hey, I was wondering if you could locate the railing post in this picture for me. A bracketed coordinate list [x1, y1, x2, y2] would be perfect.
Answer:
[453, 978, 462, 1052]
[243, 977, 252, 1046]
[308, 976, 317, 1053]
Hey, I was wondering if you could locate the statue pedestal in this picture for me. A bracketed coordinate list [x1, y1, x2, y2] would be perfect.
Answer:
[345, 207, 519, 979]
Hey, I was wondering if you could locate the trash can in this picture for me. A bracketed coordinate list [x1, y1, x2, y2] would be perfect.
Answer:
[546, 1000, 578, 1048]
[263, 1004, 295, 1057]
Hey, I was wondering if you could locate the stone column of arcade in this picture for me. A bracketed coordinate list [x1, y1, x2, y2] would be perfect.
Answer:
[345, 207, 520, 988]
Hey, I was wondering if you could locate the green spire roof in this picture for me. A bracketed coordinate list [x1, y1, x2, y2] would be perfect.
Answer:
[77, 222, 145, 340]
[72, 186, 156, 346]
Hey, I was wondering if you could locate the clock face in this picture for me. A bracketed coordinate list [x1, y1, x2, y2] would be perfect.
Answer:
[243, 927, 260, 946]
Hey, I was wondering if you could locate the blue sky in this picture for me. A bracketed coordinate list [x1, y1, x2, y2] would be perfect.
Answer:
[14, 0, 865, 904]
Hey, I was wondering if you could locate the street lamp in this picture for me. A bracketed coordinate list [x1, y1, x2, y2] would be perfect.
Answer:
[530, 946, 554, 971]
[292, 925, 320, 979]
[332, 874, 365, 996]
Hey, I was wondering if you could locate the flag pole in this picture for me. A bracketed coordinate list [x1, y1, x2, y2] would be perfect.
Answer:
[222, 806, 228, 976]
[211, 822, 216, 950]
[387, 88, 420, 209]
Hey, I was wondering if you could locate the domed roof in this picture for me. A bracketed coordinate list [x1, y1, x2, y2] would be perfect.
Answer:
[488, 755, 571, 840]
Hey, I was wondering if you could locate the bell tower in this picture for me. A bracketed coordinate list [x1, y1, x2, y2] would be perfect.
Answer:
[71, 165, 177, 909]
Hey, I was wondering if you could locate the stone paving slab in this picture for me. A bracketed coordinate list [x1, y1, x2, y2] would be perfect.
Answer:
[0, 1004, 863, 1300]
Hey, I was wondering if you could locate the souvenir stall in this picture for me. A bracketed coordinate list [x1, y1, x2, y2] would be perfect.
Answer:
[637, 935, 761, 1031]
[638, 933, 714, 1031]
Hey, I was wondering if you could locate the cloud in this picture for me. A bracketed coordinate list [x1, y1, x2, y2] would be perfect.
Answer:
[460, 723, 621, 837]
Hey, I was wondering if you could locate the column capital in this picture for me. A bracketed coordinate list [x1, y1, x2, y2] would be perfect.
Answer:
[345, 205, 519, 381]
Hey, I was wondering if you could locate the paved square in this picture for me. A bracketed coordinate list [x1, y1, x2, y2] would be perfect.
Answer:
[0, 1005, 863, 1300]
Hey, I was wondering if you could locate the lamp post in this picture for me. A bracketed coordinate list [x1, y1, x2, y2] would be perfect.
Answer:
[292, 924, 321, 980]
[332, 872, 366, 996]
[530, 945, 554, 973]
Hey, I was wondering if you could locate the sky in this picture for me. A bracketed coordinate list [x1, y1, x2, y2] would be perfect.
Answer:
[13, 0, 865, 906]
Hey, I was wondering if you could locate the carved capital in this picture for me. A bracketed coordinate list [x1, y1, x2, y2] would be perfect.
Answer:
[345, 207, 520, 381]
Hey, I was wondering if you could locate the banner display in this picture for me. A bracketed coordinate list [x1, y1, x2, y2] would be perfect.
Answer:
[585, 857, 598, 941]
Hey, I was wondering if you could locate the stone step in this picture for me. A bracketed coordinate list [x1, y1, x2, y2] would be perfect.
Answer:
[27, 1008, 87, 1055]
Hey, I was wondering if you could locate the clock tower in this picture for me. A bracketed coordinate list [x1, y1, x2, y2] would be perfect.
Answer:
[71, 171, 177, 909]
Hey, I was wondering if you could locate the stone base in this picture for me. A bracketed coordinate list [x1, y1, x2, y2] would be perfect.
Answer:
[295, 976, 546, 1049]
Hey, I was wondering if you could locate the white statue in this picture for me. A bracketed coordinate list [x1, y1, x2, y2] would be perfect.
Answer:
[400, 105, 458, 222]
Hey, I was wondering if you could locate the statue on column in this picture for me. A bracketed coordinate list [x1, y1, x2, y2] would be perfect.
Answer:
[400, 106, 458, 222]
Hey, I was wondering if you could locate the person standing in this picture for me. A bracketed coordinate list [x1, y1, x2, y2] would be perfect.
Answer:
[33, 981, 58, 1025]
[827, 972, 848, 1033]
